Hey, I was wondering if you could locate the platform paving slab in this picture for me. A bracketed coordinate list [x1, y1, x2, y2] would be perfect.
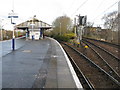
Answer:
[2, 38, 81, 89]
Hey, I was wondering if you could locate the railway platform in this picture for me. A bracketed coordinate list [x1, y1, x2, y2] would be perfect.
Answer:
[2, 37, 82, 89]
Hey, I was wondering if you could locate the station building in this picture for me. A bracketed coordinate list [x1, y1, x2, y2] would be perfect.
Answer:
[16, 16, 52, 40]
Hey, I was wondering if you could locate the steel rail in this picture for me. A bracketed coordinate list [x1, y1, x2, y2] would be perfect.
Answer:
[83, 37, 120, 48]
[62, 42, 120, 87]
[82, 40, 120, 82]
[64, 49, 95, 90]
[83, 39, 120, 61]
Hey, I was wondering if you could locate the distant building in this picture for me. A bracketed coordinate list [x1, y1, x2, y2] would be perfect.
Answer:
[16, 17, 52, 40]
[83, 26, 101, 37]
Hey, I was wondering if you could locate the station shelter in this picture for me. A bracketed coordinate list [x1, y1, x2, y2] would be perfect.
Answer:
[16, 17, 52, 40]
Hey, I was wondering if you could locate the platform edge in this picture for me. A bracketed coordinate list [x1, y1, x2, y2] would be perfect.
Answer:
[48, 37, 83, 89]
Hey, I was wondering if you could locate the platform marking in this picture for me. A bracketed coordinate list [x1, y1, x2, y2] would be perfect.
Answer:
[22, 50, 32, 53]
[51, 55, 58, 58]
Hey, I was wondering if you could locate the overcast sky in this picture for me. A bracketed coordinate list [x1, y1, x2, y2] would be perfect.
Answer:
[0, 0, 119, 29]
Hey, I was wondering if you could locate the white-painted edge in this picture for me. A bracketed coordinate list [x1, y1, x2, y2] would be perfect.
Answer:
[48, 37, 83, 89]
[0, 39, 2, 89]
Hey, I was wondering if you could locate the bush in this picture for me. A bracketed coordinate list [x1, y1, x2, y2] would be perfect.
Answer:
[64, 33, 75, 39]
[52, 33, 75, 42]
[53, 35, 69, 42]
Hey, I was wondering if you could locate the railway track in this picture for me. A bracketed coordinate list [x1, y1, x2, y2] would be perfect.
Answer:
[83, 37, 119, 58]
[83, 37, 120, 48]
[65, 50, 95, 90]
[81, 40, 120, 82]
[61, 42, 120, 88]
[82, 39, 120, 75]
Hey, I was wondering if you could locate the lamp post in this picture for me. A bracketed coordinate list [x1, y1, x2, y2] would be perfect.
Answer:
[12, 23, 16, 51]
[60, 23, 61, 35]
[30, 18, 35, 40]
[0, 26, 3, 41]
[8, 10, 18, 50]
[0, 20, 8, 41]
[0, 19, 4, 41]
[0, 25, 4, 41]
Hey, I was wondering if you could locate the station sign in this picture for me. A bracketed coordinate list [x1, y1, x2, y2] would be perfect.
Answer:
[8, 16, 18, 18]
[8, 13, 18, 18]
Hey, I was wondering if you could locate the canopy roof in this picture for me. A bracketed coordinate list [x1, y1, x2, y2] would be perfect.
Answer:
[16, 17, 52, 30]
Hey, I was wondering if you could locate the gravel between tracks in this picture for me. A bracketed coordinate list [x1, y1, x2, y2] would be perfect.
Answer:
[61, 43, 120, 88]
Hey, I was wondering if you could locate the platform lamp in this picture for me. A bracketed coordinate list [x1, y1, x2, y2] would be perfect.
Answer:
[30, 20, 35, 40]
[0, 19, 4, 41]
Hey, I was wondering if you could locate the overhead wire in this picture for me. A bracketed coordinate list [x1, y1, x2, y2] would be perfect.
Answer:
[92, 0, 119, 21]
[94, 0, 106, 13]
[71, 0, 89, 16]
[66, 0, 77, 13]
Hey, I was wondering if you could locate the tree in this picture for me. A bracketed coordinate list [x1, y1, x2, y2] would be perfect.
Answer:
[102, 11, 118, 30]
[83, 22, 94, 37]
[86, 22, 94, 27]
[52, 15, 73, 36]
[102, 11, 118, 42]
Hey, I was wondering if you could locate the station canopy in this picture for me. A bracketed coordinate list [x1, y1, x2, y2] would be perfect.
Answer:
[16, 17, 52, 30]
